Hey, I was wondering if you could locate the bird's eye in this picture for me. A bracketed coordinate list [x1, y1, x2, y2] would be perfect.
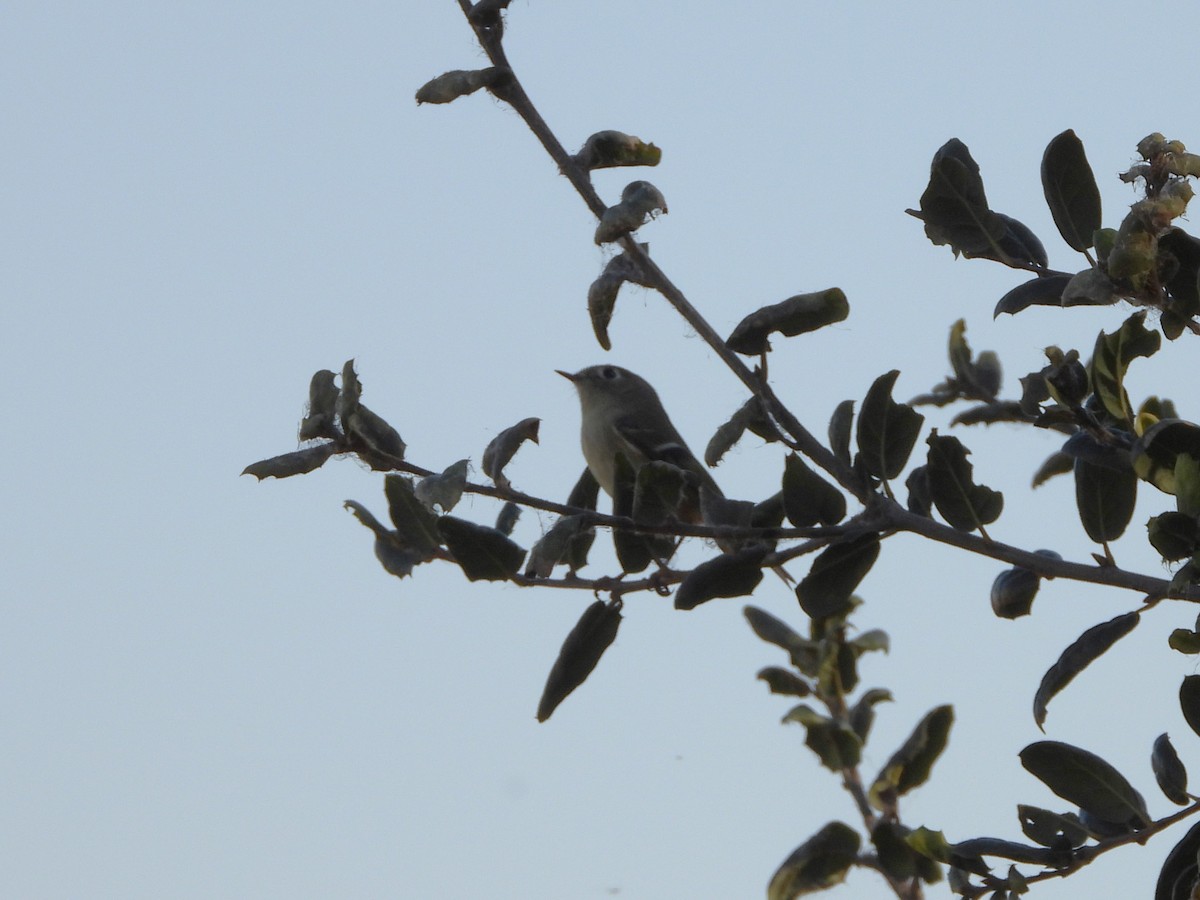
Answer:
[601, 366, 618, 380]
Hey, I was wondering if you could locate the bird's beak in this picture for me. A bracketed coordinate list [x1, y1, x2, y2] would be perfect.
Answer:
[555, 369, 578, 383]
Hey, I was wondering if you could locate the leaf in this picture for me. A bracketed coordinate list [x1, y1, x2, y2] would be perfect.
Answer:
[414, 66, 508, 104]
[904, 465, 932, 517]
[1033, 612, 1140, 729]
[994, 273, 1073, 317]
[494, 502, 521, 536]
[783, 704, 863, 771]
[756, 667, 812, 697]
[1090, 311, 1161, 425]
[298, 369, 341, 441]
[594, 180, 667, 244]
[872, 821, 919, 881]
[1073, 457, 1138, 544]
[415, 458, 469, 513]
[346, 404, 407, 469]
[242, 443, 337, 480]
[1180, 675, 1200, 739]
[482, 417, 540, 489]
[1019, 741, 1150, 829]
[1149, 512, 1200, 562]
[925, 431, 1003, 531]
[980, 212, 1047, 268]
[572, 130, 662, 170]
[611, 453, 657, 574]
[344, 500, 426, 579]
[870, 705, 954, 806]
[1017, 805, 1088, 849]
[828, 400, 854, 464]
[1170, 628, 1200, 655]
[795, 534, 880, 620]
[705, 397, 779, 466]
[536, 599, 622, 722]
[1132, 420, 1200, 495]
[1156, 819, 1200, 900]
[744, 606, 821, 676]
[726, 289, 849, 355]
[990, 566, 1040, 619]
[586, 244, 651, 351]
[1041, 129, 1102, 252]
[1061, 268, 1119, 307]
[436, 516, 525, 581]
[767, 822, 860, 900]
[782, 453, 846, 527]
[384, 475, 443, 558]
[857, 370, 925, 481]
[1032, 450, 1075, 488]
[848, 688, 893, 741]
[525, 515, 592, 578]
[910, 139, 1006, 258]
[675, 547, 768, 611]
[1152, 734, 1190, 805]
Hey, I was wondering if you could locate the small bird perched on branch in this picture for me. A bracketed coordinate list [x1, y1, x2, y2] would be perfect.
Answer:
[558, 364, 789, 581]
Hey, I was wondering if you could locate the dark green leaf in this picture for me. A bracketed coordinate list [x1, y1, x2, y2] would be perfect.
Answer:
[744, 606, 821, 676]
[911, 139, 1006, 258]
[726, 289, 849, 355]
[1132, 420, 1200, 495]
[783, 704, 863, 771]
[905, 465, 932, 517]
[437, 516, 525, 581]
[345, 500, 428, 578]
[594, 180, 667, 244]
[795, 534, 880, 620]
[1033, 612, 1140, 729]
[870, 705, 954, 805]
[1074, 457, 1138, 543]
[1155, 819, 1200, 900]
[415, 458, 469, 513]
[384, 475, 443, 558]
[482, 417, 540, 489]
[536, 599, 622, 722]
[495, 502, 520, 536]
[872, 821, 919, 881]
[1032, 450, 1075, 488]
[1160, 228, 1200, 331]
[345, 404, 406, 468]
[242, 443, 337, 480]
[756, 667, 812, 697]
[572, 130, 661, 170]
[415, 66, 507, 104]
[981, 212, 1047, 268]
[1017, 805, 1088, 849]
[298, 369, 340, 441]
[1148, 512, 1200, 562]
[1180, 675, 1200, 739]
[1170, 628, 1200, 655]
[990, 566, 1040, 619]
[782, 453, 846, 526]
[1019, 741, 1150, 829]
[585, 244, 651, 351]
[952, 837, 1057, 867]
[848, 687, 893, 742]
[857, 370, 925, 481]
[1041, 129, 1102, 252]
[675, 546, 768, 610]
[767, 822, 860, 900]
[1090, 311, 1161, 425]
[926, 431, 1004, 531]
[1061, 268, 1119, 307]
[611, 453, 656, 573]
[994, 273, 1073, 317]
[828, 400, 854, 465]
[1152, 733, 1190, 805]
[705, 397, 779, 466]
[525, 515, 591, 578]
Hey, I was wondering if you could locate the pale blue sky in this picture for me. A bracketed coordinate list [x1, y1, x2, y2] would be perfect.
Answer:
[3, 2, 1196, 898]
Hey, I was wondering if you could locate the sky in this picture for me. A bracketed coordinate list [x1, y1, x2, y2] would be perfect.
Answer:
[3, 2, 1198, 898]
